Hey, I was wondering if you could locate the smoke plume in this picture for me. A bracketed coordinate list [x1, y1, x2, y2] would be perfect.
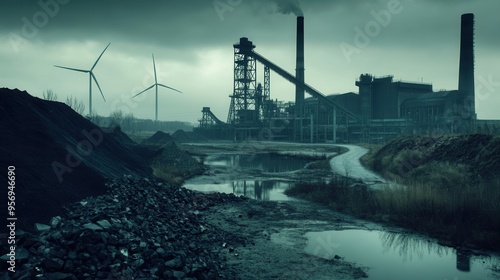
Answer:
[274, 0, 303, 16]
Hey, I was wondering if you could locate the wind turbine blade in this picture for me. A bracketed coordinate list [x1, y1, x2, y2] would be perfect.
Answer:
[157, 83, 182, 93]
[91, 72, 106, 102]
[91, 42, 111, 71]
[131, 84, 155, 98]
[54, 65, 88, 73]
[152, 54, 158, 84]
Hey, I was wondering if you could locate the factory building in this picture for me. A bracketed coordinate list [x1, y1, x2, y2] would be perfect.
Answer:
[196, 13, 500, 143]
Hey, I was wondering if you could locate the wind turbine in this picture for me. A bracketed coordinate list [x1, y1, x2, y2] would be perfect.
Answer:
[132, 54, 182, 121]
[54, 43, 111, 115]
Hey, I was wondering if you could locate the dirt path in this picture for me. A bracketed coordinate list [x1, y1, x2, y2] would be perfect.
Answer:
[202, 198, 376, 279]
[329, 144, 386, 188]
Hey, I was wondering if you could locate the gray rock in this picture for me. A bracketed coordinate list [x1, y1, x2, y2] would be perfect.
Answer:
[35, 223, 51, 232]
[131, 258, 145, 269]
[173, 270, 186, 279]
[156, 247, 166, 256]
[50, 216, 62, 228]
[83, 223, 103, 231]
[165, 256, 183, 269]
[96, 220, 112, 229]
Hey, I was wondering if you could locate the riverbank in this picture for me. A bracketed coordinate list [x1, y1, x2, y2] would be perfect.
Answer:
[286, 135, 500, 251]
[183, 141, 499, 279]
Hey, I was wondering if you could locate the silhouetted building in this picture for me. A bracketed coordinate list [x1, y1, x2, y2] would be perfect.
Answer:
[197, 13, 500, 142]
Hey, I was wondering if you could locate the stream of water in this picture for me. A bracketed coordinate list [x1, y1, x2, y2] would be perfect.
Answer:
[184, 149, 500, 279]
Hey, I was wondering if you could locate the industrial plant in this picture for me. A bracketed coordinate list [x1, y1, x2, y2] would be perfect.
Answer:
[196, 13, 500, 143]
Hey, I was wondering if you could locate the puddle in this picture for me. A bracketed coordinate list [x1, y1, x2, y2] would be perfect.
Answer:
[185, 153, 315, 201]
[304, 229, 500, 280]
[201, 153, 313, 172]
[184, 180, 295, 201]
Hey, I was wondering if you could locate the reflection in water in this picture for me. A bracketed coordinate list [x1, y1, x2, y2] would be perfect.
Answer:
[379, 231, 449, 262]
[381, 232, 475, 272]
[231, 180, 294, 200]
[304, 229, 500, 280]
[457, 249, 471, 272]
[184, 180, 294, 201]
[205, 153, 313, 173]
[185, 152, 313, 201]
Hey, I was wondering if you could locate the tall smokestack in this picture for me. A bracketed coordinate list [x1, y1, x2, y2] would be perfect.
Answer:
[458, 13, 476, 120]
[295, 16, 305, 123]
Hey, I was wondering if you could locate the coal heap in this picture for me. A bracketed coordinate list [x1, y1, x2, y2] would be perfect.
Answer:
[172, 129, 209, 143]
[142, 131, 175, 145]
[0, 88, 152, 230]
[0, 176, 245, 279]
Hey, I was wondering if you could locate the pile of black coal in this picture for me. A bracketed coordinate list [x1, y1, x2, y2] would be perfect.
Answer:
[0, 176, 247, 280]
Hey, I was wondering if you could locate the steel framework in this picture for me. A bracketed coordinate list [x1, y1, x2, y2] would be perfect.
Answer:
[227, 38, 258, 125]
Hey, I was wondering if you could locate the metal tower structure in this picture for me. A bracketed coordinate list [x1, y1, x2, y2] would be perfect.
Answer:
[227, 37, 258, 125]
[200, 107, 216, 128]
[262, 66, 272, 119]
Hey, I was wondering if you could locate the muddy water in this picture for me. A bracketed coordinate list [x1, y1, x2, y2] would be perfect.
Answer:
[184, 148, 500, 279]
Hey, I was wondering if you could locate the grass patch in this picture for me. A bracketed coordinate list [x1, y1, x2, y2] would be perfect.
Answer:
[286, 175, 500, 251]
[374, 180, 500, 249]
[285, 176, 375, 217]
[303, 134, 500, 250]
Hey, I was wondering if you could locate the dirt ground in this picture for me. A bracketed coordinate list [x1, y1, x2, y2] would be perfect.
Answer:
[182, 141, 374, 279]
[203, 198, 373, 280]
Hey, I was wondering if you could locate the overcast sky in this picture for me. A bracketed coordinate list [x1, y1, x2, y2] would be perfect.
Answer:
[1, 0, 499, 124]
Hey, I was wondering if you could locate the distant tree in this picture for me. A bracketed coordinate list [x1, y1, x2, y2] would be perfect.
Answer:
[88, 111, 102, 126]
[43, 89, 58, 101]
[122, 113, 136, 132]
[109, 110, 124, 128]
[65, 96, 85, 115]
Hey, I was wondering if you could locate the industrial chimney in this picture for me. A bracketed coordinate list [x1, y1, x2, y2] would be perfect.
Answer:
[295, 16, 305, 139]
[458, 13, 476, 120]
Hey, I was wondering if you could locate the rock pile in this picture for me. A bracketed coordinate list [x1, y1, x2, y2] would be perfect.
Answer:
[1, 176, 246, 280]
[172, 130, 209, 143]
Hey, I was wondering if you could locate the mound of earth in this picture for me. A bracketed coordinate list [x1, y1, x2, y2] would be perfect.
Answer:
[108, 126, 137, 146]
[150, 141, 206, 182]
[369, 134, 500, 180]
[172, 129, 209, 143]
[0, 88, 152, 230]
[142, 131, 175, 145]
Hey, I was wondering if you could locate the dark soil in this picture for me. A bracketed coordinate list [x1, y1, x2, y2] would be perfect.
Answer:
[0, 88, 152, 231]
[172, 130, 209, 143]
[142, 131, 175, 145]
[368, 134, 500, 180]
[151, 141, 206, 181]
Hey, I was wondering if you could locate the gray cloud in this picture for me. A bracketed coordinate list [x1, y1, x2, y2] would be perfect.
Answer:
[1, 0, 499, 122]
[273, 0, 303, 16]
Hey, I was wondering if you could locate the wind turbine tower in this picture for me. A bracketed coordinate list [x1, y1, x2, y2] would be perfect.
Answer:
[132, 54, 182, 122]
[54, 43, 111, 115]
